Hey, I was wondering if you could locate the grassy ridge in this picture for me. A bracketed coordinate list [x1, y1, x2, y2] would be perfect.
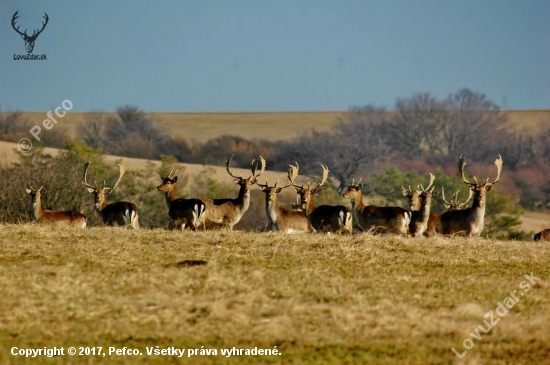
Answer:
[0, 225, 549, 364]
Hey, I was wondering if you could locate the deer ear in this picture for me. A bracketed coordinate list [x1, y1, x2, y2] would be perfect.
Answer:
[20, 34, 25, 40]
[259, 186, 267, 192]
[485, 185, 493, 192]
[358, 183, 363, 190]
[432, 192, 439, 198]
[25, 188, 32, 194]
[173, 176, 178, 183]
[294, 187, 301, 193]
[310, 188, 319, 195]
[87, 187, 95, 194]
[275, 187, 283, 193]
[234, 178, 241, 184]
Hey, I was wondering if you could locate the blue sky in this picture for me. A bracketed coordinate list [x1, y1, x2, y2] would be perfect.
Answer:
[1, 0, 548, 112]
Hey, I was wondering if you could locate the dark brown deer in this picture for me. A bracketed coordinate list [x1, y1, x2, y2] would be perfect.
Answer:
[12, 11, 49, 53]
[157, 169, 206, 231]
[289, 163, 352, 234]
[409, 173, 439, 237]
[534, 229, 550, 242]
[343, 178, 410, 235]
[256, 165, 313, 233]
[425, 187, 473, 237]
[82, 162, 139, 228]
[25, 186, 86, 228]
[440, 155, 503, 237]
[198, 155, 265, 229]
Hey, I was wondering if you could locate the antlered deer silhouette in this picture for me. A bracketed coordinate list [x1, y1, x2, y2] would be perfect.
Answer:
[12, 11, 49, 53]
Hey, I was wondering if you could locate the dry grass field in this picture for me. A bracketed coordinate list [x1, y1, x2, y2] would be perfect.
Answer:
[0, 225, 549, 364]
[16, 110, 550, 143]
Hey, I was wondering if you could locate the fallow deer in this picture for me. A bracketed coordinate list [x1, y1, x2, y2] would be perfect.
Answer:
[157, 169, 206, 231]
[82, 162, 140, 228]
[424, 187, 473, 237]
[440, 155, 503, 237]
[409, 173, 439, 237]
[256, 165, 313, 233]
[198, 155, 265, 229]
[534, 229, 550, 242]
[289, 163, 352, 234]
[343, 178, 410, 235]
[26, 186, 87, 228]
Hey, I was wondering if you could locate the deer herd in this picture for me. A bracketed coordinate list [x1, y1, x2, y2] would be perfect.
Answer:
[23, 154, 550, 241]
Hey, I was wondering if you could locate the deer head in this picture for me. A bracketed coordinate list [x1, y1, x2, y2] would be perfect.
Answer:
[418, 173, 438, 205]
[157, 169, 178, 193]
[12, 11, 49, 54]
[225, 155, 265, 191]
[82, 162, 126, 207]
[441, 187, 473, 211]
[459, 154, 503, 207]
[257, 164, 297, 204]
[343, 177, 364, 200]
[25, 186, 46, 204]
[288, 163, 329, 210]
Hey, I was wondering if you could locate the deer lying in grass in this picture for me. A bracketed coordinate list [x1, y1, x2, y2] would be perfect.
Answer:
[25, 186, 87, 228]
[440, 154, 503, 237]
[289, 163, 352, 234]
[408, 173, 439, 237]
[257, 165, 313, 233]
[198, 155, 265, 229]
[157, 169, 206, 230]
[82, 162, 139, 228]
[344, 178, 410, 235]
[534, 229, 550, 242]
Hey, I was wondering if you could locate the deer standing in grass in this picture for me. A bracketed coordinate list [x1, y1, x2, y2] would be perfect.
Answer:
[198, 155, 265, 229]
[25, 186, 87, 228]
[157, 169, 206, 230]
[408, 173, 439, 237]
[82, 162, 139, 228]
[256, 165, 313, 233]
[423, 187, 473, 237]
[343, 178, 410, 235]
[289, 163, 352, 234]
[440, 155, 503, 237]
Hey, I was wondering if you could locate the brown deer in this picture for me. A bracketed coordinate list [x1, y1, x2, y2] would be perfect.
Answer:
[289, 163, 352, 234]
[534, 229, 550, 242]
[25, 186, 86, 228]
[256, 166, 313, 233]
[440, 155, 503, 237]
[198, 155, 265, 229]
[409, 173, 439, 237]
[82, 162, 139, 228]
[425, 187, 473, 237]
[343, 178, 410, 235]
[157, 169, 206, 231]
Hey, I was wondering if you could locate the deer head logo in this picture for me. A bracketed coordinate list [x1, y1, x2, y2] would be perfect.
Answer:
[12, 11, 49, 54]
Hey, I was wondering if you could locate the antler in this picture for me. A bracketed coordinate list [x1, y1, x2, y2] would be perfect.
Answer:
[11, 11, 25, 37]
[441, 187, 453, 206]
[168, 169, 178, 179]
[486, 155, 503, 186]
[459, 155, 477, 186]
[108, 163, 126, 191]
[82, 161, 98, 189]
[313, 164, 329, 190]
[419, 173, 435, 192]
[32, 13, 49, 39]
[250, 156, 266, 181]
[225, 155, 243, 179]
[288, 162, 302, 189]
[350, 177, 363, 187]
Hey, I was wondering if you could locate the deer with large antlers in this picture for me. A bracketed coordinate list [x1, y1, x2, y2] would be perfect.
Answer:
[440, 155, 503, 237]
[82, 162, 139, 228]
[289, 163, 352, 234]
[424, 187, 473, 237]
[256, 165, 314, 233]
[12, 11, 49, 53]
[198, 155, 265, 229]
[26, 186, 87, 228]
[408, 173, 439, 237]
[157, 169, 206, 231]
[344, 178, 410, 235]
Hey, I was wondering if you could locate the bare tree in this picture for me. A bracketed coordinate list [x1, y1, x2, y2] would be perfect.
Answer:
[78, 110, 106, 149]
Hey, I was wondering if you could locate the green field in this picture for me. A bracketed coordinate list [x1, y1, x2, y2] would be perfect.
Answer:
[0, 225, 548, 364]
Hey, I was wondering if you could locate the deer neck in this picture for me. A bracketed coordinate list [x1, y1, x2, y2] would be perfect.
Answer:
[32, 197, 43, 221]
[350, 191, 365, 212]
[303, 198, 318, 216]
[95, 197, 109, 213]
[234, 185, 251, 212]
[265, 196, 280, 224]
[418, 200, 431, 221]
[164, 188, 178, 209]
